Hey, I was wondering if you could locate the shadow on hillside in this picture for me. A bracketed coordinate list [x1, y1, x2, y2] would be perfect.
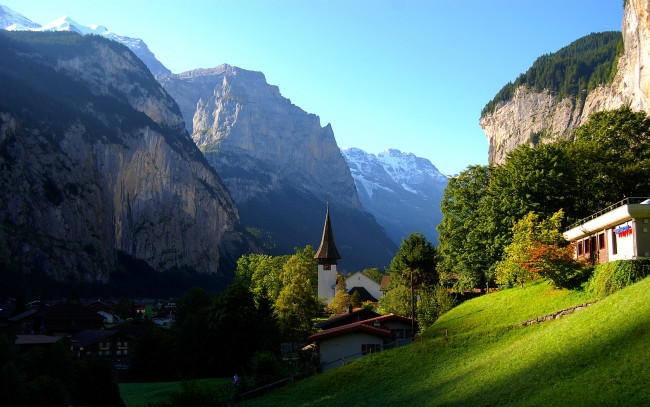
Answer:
[397, 306, 650, 407]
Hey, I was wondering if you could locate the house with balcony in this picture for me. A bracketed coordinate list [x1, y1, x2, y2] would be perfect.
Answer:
[563, 197, 650, 264]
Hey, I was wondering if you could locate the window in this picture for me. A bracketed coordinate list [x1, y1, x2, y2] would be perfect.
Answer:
[584, 238, 590, 254]
[611, 229, 617, 255]
[577, 243, 583, 256]
[598, 233, 605, 250]
[361, 344, 381, 355]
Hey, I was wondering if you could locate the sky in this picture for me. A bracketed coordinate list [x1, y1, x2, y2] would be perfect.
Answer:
[2, 0, 624, 175]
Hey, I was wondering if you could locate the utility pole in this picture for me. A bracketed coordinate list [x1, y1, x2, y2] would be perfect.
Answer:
[410, 268, 415, 338]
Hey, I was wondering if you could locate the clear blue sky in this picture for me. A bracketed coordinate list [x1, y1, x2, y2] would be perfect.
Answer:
[3, 0, 624, 175]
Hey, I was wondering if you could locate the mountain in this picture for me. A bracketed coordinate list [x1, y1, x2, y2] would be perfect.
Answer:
[0, 5, 170, 77]
[481, 0, 650, 164]
[0, 31, 250, 293]
[0, 4, 39, 30]
[341, 148, 447, 245]
[160, 65, 397, 272]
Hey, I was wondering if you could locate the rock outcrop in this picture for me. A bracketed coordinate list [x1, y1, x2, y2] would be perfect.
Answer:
[481, 0, 650, 164]
[161, 65, 397, 272]
[0, 31, 248, 283]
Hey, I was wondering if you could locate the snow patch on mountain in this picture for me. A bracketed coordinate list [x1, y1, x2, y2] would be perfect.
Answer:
[1, 5, 170, 76]
[342, 147, 448, 199]
[341, 147, 448, 245]
[0, 5, 41, 30]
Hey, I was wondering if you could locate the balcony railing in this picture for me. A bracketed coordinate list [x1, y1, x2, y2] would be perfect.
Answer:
[566, 197, 650, 231]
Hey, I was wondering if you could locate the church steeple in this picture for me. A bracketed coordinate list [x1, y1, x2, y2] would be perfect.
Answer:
[315, 202, 341, 303]
[315, 202, 341, 264]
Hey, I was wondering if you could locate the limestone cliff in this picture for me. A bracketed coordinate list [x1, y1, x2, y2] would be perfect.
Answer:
[0, 31, 249, 283]
[160, 65, 397, 272]
[481, 0, 650, 164]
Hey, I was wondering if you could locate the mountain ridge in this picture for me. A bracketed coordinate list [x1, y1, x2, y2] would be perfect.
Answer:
[341, 147, 447, 245]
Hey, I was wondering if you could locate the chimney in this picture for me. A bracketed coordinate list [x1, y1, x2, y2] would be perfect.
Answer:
[348, 304, 353, 314]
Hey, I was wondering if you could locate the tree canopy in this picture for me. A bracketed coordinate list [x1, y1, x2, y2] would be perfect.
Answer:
[439, 107, 650, 291]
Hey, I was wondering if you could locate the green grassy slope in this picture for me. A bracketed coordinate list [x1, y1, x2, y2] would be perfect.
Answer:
[119, 378, 229, 407]
[243, 279, 650, 406]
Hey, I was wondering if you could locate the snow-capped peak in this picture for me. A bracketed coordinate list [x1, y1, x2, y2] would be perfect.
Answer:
[0, 5, 41, 30]
[2, 5, 171, 76]
[38, 15, 109, 36]
[341, 147, 448, 198]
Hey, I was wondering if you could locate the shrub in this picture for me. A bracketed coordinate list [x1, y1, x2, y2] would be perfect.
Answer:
[587, 259, 650, 297]
[520, 242, 587, 288]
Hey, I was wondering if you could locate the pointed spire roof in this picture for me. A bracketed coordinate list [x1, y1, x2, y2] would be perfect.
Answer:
[315, 203, 341, 261]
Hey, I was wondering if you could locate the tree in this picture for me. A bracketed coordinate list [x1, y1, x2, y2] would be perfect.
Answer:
[438, 165, 493, 290]
[328, 274, 350, 315]
[572, 106, 650, 200]
[361, 268, 385, 284]
[381, 232, 439, 329]
[273, 247, 320, 344]
[494, 210, 566, 287]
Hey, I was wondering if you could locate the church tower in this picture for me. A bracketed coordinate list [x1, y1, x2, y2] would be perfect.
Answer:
[314, 203, 341, 303]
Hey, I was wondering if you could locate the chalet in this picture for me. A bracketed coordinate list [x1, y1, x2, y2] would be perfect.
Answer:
[33, 302, 104, 337]
[7, 309, 37, 334]
[71, 329, 132, 366]
[564, 197, 650, 264]
[315, 307, 380, 331]
[308, 313, 416, 372]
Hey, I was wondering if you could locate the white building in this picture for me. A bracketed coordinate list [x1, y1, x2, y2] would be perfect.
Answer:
[563, 197, 650, 263]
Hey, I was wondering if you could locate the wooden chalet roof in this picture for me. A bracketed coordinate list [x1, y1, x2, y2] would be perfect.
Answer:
[71, 329, 118, 348]
[314, 204, 341, 261]
[315, 308, 380, 330]
[308, 320, 391, 342]
[308, 313, 416, 343]
[15, 334, 61, 345]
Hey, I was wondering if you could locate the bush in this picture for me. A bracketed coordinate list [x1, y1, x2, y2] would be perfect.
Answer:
[147, 380, 232, 407]
[587, 259, 650, 297]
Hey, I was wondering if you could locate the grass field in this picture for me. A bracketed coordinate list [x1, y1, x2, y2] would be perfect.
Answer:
[239, 278, 650, 406]
[119, 378, 230, 407]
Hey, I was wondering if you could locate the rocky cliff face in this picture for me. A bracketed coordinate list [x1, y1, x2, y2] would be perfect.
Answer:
[0, 31, 248, 283]
[160, 65, 361, 209]
[160, 65, 396, 272]
[481, 0, 650, 164]
[341, 148, 447, 245]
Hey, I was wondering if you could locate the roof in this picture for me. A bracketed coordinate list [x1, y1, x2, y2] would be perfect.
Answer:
[309, 313, 416, 342]
[380, 275, 391, 291]
[308, 320, 391, 342]
[315, 308, 380, 329]
[314, 204, 342, 261]
[71, 329, 118, 348]
[15, 334, 61, 345]
[348, 287, 378, 303]
[8, 309, 37, 322]
[564, 197, 650, 241]
[36, 302, 104, 319]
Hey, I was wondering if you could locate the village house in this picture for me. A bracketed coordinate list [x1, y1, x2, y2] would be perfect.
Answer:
[308, 313, 416, 372]
[564, 197, 650, 264]
[32, 302, 105, 337]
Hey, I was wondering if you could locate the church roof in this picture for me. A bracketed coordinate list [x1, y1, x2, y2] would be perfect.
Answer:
[314, 204, 341, 261]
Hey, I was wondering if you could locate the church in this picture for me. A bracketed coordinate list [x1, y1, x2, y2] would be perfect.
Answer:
[314, 203, 382, 304]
